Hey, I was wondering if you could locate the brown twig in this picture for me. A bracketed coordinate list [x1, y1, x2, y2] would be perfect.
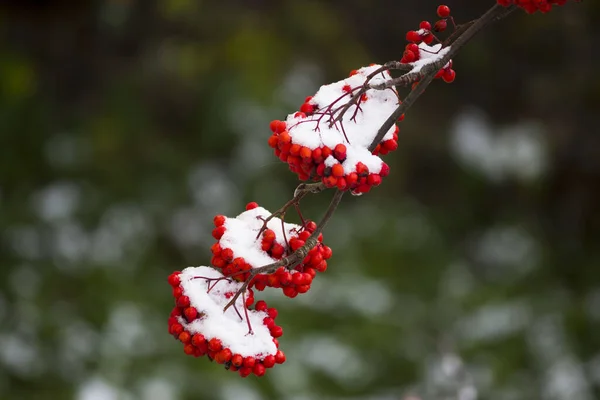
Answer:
[330, 61, 411, 128]
[256, 182, 326, 238]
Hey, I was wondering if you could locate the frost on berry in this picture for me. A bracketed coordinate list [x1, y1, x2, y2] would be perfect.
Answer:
[268, 65, 400, 195]
[210, 205, 331, 297]
[168, 267, 285, 376]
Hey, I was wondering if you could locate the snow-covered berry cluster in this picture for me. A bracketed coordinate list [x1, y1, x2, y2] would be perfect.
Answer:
[211, 202, 332, 298]
[497, 0, 578, 13]
[168, 266, 286, 377]
[268, 65, 400, 195]
[168, 202, 331, 376]
[402, 4, 456, 83]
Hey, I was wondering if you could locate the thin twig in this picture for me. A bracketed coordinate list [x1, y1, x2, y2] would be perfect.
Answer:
[330, 61, 411, 128]
[256, 182, 326, 238]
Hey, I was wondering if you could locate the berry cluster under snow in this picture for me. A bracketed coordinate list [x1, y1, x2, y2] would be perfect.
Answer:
[168, 266, 286, 377]
[211, 202, 331, 298]
[167, 202, 330, 377]
[268, 65, 400, 195]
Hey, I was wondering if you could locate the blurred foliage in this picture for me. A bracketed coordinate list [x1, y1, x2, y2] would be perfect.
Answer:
[1, 1, 600, 399]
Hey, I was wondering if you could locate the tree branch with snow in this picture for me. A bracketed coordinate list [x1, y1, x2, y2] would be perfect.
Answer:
[166, 0, 580, 379]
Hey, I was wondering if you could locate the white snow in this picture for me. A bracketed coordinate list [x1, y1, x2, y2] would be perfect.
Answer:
[284, 65, 399, 175]
[220, 206, 302, 269]
[179, 266, 277, 357]
[409, 43, 451, 74]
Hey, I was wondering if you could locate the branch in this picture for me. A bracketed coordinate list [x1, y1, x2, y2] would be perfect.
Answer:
[367, 4, 516, 152]
[223, 3, 517, 314]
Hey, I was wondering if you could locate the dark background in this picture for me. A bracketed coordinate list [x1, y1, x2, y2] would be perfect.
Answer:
[1, 1, 599, 399]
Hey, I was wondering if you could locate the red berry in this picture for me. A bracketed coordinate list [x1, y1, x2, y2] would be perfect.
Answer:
[255, 300, 268, 312]
[406, 30, 421, 43]
[275, 350, 286, 364]
[208, 338, 222, 352]
[243, 356, 256, 368]
[212, 226, 226, 240]
[245, 202, 259, 210]
[178, 331, 191, 343]
[239, 367, 252, 377]
[253, 363, 266, 377]
[333, 143, 347, 160]
[300, 103, 315, 114]
[419, 21, 432, 30]
[407, 43, 420, 55]
[403, 50, 416, 63]
[213, 215, 226, 227]
[271, 243, 285, 259]
[191, 333, 205, 347]
[279, 271, 292, 285]
[283, 286, 298, 298]
[214, 348, 232, 364]
[210, 243, 222, 255]
[297, 284, 310, 293]
[184, 307, 198, 321]
[380, 162, 390, 177]
[292, 273, 304, 286]
[290, 238, 304, 251]
[263, 229, 276, 242]
[368, 174, 382, 186]
[231, 354, 243, 367]
[183, 344, 195, 355]
[169, 323, 183, 336]
[263, 355, 276, 368]
[269, 120, 279, 132]
[305, 221, 317, 232]
[331, 164, 344, 178]
[437, 5, 451, 18]
[177, 295, 190, 308]
[263, 317, 275, 329]
[270, 326, 283, 338]
[434, 19, 448, 32]
[321, 245, 333, 259]
[267, 307, 278, 319]
[442, 68, 456, 83]
[167, 272, 180, 287]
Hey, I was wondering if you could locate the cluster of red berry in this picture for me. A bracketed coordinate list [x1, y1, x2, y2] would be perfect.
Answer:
[168, 266, 286, 377]
[401, 5, 456, 83]
[497, 0, 576, 13]
[268, 65, 400, 195]
[168, 202, 332, 376]
[210, 202, 332, 298]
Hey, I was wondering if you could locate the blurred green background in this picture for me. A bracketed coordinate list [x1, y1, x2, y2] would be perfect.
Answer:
[1, 1, 599, 399]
